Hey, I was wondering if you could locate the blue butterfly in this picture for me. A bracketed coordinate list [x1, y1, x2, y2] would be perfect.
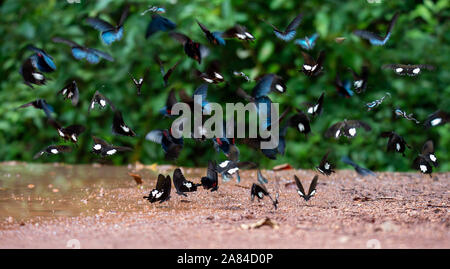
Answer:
[86, 5, 129, 45]
[294, 33, 319, 50]
[353, 12, 399, 46]
[193, 84, 211, 113]
[146, 14, 176, 39]
[263, 14, 303, 41]
[52, 37, 114, 64]
[197, 21, 226, 46]
[334, 74, 354, 98]
[252, 74, 286, 98]
[26, 45, 56, 72]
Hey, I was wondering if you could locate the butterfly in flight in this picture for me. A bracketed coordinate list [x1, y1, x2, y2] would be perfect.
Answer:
[294, 175, 318, 201]
[159, 88, 179, 117]
[88, 90, 116, 113]
[20, 58, 46, 88]
[316, 150, 335, 176]
[26, 45, 56, 73]
[86, 4, 129, 45]
[233, 71, 250, 82]
[201, 160, 219, 192]
[173, 168, 200, 197]
[366, 92, 390, 111]
[91, 136, 132, 157]
[380, 131, 410, 156]
[348, 66, 369, 93]
[216, 160, 239, 181]
[394, 108, 420, 124]
[57, 80, 79, 106]
[413, 140, 438, 177]
[341, 156, 376, 177]
[143, 174, 171, 203]
[33, 145, 72, 159]
[145, 14, 176, 39]
[353, 12, 399, 46]
[169, 32, 209, 64]
[303, 92, 324, 117]
[197, 20, 226, 46]
[423, 110, 448, 129]
[52, 37, 114, 64]
[221, 24, 255, 41]
[289, 109, 311, 136]
[17, 99, 53, 118]
[48, 118, 86, 144]
[145, 128, 184, 160]
[334, 73, 354, 98]
[382, 64, 435, 76]
[141, 6, 166, 15]
[300, 50, 326, 77]
[128, 68, 149, 95]
[154, 55, 180, 87]
[112, 110, 136, 137]
[262, 13, 303, 41]
[325, 119, 371, 139]
[294, 33, 319, 50]
[195, 60, 224, 84]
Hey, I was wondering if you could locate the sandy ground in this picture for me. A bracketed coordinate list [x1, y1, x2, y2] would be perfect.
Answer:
[0, 163, 449, 249]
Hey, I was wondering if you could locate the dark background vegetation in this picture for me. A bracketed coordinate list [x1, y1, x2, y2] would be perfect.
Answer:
[0, 0, 448, 171]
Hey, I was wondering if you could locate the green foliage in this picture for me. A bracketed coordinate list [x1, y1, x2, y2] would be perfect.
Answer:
[0, 0, 449, 171]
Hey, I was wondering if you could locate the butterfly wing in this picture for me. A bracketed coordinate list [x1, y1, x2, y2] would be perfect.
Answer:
[257, 169, 268, 184]
[112, 110, 136, 136]
[86, 18, 114, 32]
[294, 175, 306, 198]
[89, 48, 114, 62]
[307, 175, 318, 198]
[118, 4, 130, 27]
[145, 130, 164, 145]
[146, 15, 176, 38]
[163, 61, 180, 86]
[325, 122, 344, 138]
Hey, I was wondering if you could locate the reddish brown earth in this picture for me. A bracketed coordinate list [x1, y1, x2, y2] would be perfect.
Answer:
[0, 162, 448, 249]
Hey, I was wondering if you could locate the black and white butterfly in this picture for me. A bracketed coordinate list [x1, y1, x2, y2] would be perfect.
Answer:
[17, 99, 53, 118]
[348, 66, 369, 93]
[289, 109, 311, 136]
[52, 37, 114, 64]
[57, 80, 79, 106]
[48, 119, 86, 144]
[128, 68, 149, 95]
[145, 128, 184, 160]
[300, 50, 325, 77]
[303, 92, 324, 117]
[154, 55, 180, 87]
[169, 32, 209, 64]
[221, 24, 255, 41]
[91, 136, 132, 157]
[143, 174, 171, 203]
[86, 4, 129, 45]
[112, 110, 136, 137]
[250, 183, 278, 209]
[423, 110, 448, 129]
[341, 156, 376, 177]
[380, 131, 410, 156]
[353, 12, 399, 46]
[325, 119, 371, 139]
[262, 13, 303, 41]
[201, 161, 218, 192]
[294, 175, 318, 201]
[173, 168, 200, 196]
[195, 60, 224, 84]
[20, 58, 46, 88]
[412, 140, 438, 177]
[216, 160, 239, 178]
[88, 90, 115, 113]
[233, 71, 250, 82]
[382, 64, 434, 76]
[33, 145, 72, 159]
[316, 151, 335, 176]
[196, 20, 226, 46]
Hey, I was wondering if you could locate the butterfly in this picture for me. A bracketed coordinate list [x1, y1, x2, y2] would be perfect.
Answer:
[173, 168, 200, 196]
[300, 50, 326, 77]
[239, 123, 288, 160]
[294, 175, 318, 201]
[353, 12, 399, 46]
[380, 131, 410, 156]
[413, 140, 438, 177]
[88, 90, 116, 113]
[112, 110, 136, 137]
[325, 119, 372, 139]
[86, 4, 129, 45]
[17, 99, 53, 118]
[197, 20, 226, 46]
[145, 14, 176, 39]
[257, 169, 269, 184]
[91, 136, 132, 157]
[394, 109, 420, 124]
[195, 60, 224, 84]
[253, 74, 286, 97]
[348, 66, 369, 93]
[145, 129, 184, 160]
[57, 80, 79, 106]
[143, 174, 171, 203]
[303, 92, 324, 117]
[233, 71, 250, 82]
[141, 6, 166, 15]
[26, 45, 56, 73]
[216, 160, 239, 179]
[128, 68, 149, 95]
[169, 32, 209, 64]
[250, 183, 278, 209]
[366, 92, 390, 111]
[48, 119, 86, 144]
[192, 84, 212, 113]
[423, 110, 448, 129]
[382, 64, 435, 76]
[33, 145, 72, 159]
[52, 37, 114, 64]
[334, 73, 354, 98]
[159, 88, 178, 117]
[341, 156, 376, 177]
[316, 150, 335, 176]
[221, 25, 255, 41]
[294, 33, 319, 50]
[262, 13, 303, 41]
[289, 109, 311, 136]
[154, 55, 180, 87]
[20, 58, 46, 88]
[201, 161, 219, 192]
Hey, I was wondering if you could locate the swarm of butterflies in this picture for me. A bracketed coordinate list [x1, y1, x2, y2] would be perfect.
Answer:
[17, 4, 448, 207]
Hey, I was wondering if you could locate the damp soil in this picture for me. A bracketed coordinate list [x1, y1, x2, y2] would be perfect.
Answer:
[0, 161, 448, 249]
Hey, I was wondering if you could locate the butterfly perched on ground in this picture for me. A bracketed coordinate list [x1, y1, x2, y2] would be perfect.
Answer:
[112, 110, 136, 137]
[221, 24, 255, 41]
[423, 110, 448, 129]
[194, 60, 224, 84]
[289, 109, 311, 136]
[145, 14, 176, 39]
[250, 182, 278, 209]
[262, 13, 303, 41]
[353, 12, 399, 46]
[52, 37, 114, 64]
[316, 150, 335, 176]
[128, 68, 149, 95]
[325, 119, 371, 139]
[33, 145, 72, 159]
[394, 109, 420, 124]
[17, 99, 53, 118]
[145, 128, 184, 160]
[143, 174, 171, 203]
[413, 140, 438, 177]
[20, 58, 46, 88]
[57, 80, 79, 106]
[382, 64, 435, 76]
[169, 32, 209, 64]
[348, 66, 368, 93]
[366, 92, 390, 111]
[294, 175, 318, 201]
[86, 4, 129, 45]
[334, 73, 354, 98]
[154, 55, 180, 87]
[88, 90, 116, 113]
[303, 92, 324, 117]
[380, 131, 410, 156]
[196, 20, 226, 46]
[341, 156, 376, 177]
[26, 45, 56, 73]
[300, 50, 326, 76]
[295, 33, 319, 50]
[201, 161, 219, 192]
[91, 136, 132, 157]
[173, 168, 200, 196]
[48, 119, 86, 144]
